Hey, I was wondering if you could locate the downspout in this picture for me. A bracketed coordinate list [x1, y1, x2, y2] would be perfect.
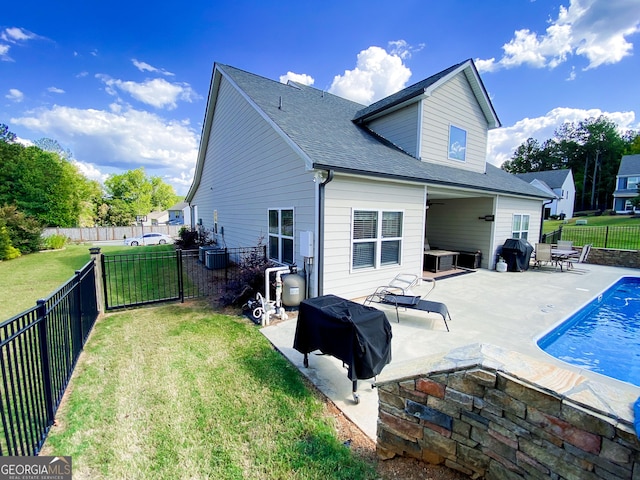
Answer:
[317, 170, 334, 296]
[539, 198, 554, 242]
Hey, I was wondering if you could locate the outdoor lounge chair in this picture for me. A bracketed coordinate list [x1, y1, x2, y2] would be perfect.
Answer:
[364, 276, 451, 331]
[566, 244, 592, 269]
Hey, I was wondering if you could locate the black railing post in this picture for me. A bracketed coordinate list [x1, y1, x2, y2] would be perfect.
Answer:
[604, 226, 609, 249]
[177, 249, 184, 303]
[74, 270, 83, 361]
[36, 300, 55, 430]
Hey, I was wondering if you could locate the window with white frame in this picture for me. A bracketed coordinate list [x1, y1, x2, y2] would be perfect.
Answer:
[628, 176, 639, 190]
[448, 125, 467, 162]
[352, 210, 403, 269]
[512, 214, 530, 239]
[268, 208, 294, 264]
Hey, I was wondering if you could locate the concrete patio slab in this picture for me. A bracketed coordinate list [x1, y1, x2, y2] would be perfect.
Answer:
[261, 263, 640, 441]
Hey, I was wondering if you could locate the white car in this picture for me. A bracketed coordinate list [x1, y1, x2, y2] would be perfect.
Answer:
[124, 232, 174, 246]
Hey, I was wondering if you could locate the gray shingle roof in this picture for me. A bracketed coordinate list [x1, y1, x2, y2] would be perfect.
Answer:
[353, 61, 466, 122]
[515, 170, 571, 189]
[618, 154, 640, 176]
[218, 63, 548, 200]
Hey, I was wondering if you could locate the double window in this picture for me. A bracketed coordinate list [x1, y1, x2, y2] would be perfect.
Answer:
[269, 208, 294, 264]
[352, 210, 403, 269]
[512, 214, 530, 239]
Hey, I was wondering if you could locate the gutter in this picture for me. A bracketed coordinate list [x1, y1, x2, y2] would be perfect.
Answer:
[317, 170, 334, 296]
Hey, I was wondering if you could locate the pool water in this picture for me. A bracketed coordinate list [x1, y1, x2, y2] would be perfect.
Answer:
[537, 276, 640, 387]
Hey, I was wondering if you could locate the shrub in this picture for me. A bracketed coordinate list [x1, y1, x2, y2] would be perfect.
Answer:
[0, 205, 43, 254]
[42, 234, 67, 250]
[0, 224, 20, 260]
[218, 241, 275, 307]
[174, 226, 216, 249]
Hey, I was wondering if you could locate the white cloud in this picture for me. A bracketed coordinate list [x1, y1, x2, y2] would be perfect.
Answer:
[476, 0, 640, 72]
[6, 88, 24, 102]
[487, 107, 637, 166]
[11, 105, 199, 194]
[47, 86, 65, 94]
[132, 59, 174, 76]
[97, 75, 199, 110]
[0, 43, 11, 61]
[0, 27, 44, 61]
[1, 27, 37, 43]
[328, 42, 413, 105]
[279, 72, 315, 86]
[388, 39, 425, 60]
[72, 160, 108, 184]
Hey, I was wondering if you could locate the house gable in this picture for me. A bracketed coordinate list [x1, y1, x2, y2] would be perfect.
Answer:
[354, 59, 499, 175]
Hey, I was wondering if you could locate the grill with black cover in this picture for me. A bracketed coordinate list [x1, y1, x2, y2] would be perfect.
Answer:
[293, 294, 392, 403]
[501, 238, 534, 272]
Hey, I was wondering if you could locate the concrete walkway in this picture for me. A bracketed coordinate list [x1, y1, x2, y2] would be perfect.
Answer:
[261, 263, 640, 441]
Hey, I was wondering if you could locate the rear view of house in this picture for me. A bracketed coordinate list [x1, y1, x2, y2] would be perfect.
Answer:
[186, 60, 549, 300]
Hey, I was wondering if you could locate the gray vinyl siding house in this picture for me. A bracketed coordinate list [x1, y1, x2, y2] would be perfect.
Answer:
[186, 59, 549, 300]
[613, 154, 640, 213]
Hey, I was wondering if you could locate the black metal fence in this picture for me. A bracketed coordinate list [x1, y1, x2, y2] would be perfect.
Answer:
[102, 246, 267, 310]
[0, 260, 99, 456]
[542, 225, 640, 250]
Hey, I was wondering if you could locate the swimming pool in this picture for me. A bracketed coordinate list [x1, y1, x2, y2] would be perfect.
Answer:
[537, 276, 640, 387]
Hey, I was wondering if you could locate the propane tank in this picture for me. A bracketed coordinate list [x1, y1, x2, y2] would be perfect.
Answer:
[282, 273, 306, 307]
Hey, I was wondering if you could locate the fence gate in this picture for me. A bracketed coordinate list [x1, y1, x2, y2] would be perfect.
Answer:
[102, 247, 266, 310]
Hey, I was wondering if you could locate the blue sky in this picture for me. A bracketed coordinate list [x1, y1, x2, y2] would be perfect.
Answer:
[1, 0, 639, 195]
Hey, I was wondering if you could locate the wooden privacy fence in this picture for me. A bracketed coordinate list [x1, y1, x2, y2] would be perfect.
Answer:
[43, 225, 183, 242]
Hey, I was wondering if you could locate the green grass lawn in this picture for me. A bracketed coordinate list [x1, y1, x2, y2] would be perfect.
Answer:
[543, 214, 640, 233]
[41, 303, 376, 480]
[0, 243, 175, 320]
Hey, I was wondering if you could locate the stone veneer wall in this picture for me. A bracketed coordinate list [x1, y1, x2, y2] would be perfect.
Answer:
[376, 344, 640, 479]
[587, 248, 640, 269]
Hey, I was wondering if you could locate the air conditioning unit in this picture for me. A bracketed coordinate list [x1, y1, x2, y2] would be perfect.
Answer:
[205, 248, 227, 270]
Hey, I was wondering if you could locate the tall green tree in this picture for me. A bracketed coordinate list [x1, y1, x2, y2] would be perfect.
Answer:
[503, 115, 632, 211]
[100, 168, 177, 226]
[151, 176, 179, 211]
[0, 123, 17, 143]
[0, 128, 95, 227]
[554, 116, 626, 211]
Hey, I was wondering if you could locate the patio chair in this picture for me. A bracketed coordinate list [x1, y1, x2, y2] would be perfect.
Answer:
[557, 240, 573, 250]
[533, 243, 554, 269]
[364, 276, 450, 331]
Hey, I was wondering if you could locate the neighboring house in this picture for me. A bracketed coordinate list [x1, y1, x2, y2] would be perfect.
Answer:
[185, 60, 550, 300]
[613, 154, 640, 213]
[147, 210, 169, 226]
[515, 169, 575, 219]
[168, 201, 190, 225]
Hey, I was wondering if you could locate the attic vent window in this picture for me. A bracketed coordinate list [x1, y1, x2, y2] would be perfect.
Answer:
[448, 125, 467, 162]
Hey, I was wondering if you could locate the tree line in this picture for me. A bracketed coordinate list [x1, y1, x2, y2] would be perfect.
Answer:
[501, 116, 640, 212]
[0, 123, 181, 259]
